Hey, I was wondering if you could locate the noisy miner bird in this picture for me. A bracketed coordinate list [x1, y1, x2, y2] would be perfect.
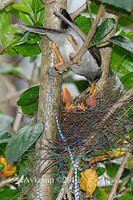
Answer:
[17, 8, 102, 99]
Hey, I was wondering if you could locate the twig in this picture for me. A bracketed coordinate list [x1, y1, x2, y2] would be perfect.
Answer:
[0, 89, 25, 104]
[2, 76, 16, 94]
[101, 88, 133, 124]
[0, 176, 19, 188]
[0, 0, 13, 11]
[117, 177, 130, 194]
[70, 1, 91, 19]
[107, 147, 132, 200]
[118, 105, 133, 121]
[56, 166, 73, 200]
[13, 107, 23, 134]
[66, 189, 72, 200]
[55, 3, 105, 73]
[118, 187, 133, 196]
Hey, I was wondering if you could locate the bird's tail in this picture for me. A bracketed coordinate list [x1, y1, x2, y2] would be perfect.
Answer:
[16, 24, 63, 35]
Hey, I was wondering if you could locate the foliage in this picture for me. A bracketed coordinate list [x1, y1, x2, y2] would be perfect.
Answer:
[0, 187, 21, 200]
[5, 123, 43, 165]
[95, 0, 133, 12]
[17, 85, 39, 116]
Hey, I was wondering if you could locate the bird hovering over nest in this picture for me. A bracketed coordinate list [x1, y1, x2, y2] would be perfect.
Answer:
[17, 8, 102, 99]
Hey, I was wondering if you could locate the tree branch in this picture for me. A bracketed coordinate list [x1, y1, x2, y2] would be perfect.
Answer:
[0, 176, 19, 188]
[0, 0, 13, 11]
[0, 89, 25, 104]
[55, 3, 106, 73]
[70, 1, 91, 19]
[107, 147, 132, 200]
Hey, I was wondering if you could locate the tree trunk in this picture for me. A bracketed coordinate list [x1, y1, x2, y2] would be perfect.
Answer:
[33, 1, 67, 200]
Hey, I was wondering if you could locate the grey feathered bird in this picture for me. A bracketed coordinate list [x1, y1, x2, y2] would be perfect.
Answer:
[17, 8, 102, 84]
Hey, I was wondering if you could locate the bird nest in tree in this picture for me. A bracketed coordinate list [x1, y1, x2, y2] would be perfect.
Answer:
[55, 97, 129, 161]
[45, 88, 132, 196]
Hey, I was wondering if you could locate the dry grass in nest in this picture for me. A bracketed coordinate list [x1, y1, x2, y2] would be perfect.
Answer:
[55, 93, 131, 161]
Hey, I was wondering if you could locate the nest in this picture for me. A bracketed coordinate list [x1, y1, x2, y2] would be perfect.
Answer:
[56, 98, 128, 156]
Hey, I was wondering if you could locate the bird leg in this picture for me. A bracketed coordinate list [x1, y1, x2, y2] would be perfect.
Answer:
[52, 43, 66, 74]
[54, 35, 80, 74]
[68, 35, 79, 52]
[68, 35, 81, 65]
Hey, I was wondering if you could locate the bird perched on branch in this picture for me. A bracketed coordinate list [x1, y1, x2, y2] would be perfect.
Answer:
[17, 8, 102, 99]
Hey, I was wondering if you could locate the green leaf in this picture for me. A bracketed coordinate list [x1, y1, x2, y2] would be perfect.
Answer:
[119, 30, 133, 42]
[36, 3, 45, 13]
[0, 163, 5, 170]
[117, 192, 132, 200]
[27, 33, 41, 44]
[0, 65, 27, 79]
[73, 80, 88, 93]
[17, 86, 39, 116]
[5, 2, 15, 12]
[17, 86, 39, 106]
[19, 159, 33, 176]
[0, 132, 12, 143]
[96, 187, 108, 200]
[5, 3, 20, 18]
[96, 167, 106, 176]
[105, 162, 130, 179]
[32, 0, 40, 11]
[0, 189, 21, 200]
[13, 32, 30, 46]
[5, 123, 43, 165]
[111, 31, 133, 90]
[109, 35, 133, 53]
[17, 0, 45, 25]
[13, 32, 41, 46]
[18, 0, 34, 24]
[0, 24, 17, 47]
[128, 157, 133, 168]
[22, 101, 38, 116]
[14, 42, 41, 57]
[19, 12, 34, 25]
[118, 15, 133, 27]
[35, 6, 45, 25]
[95, 0, 133, 12]
[13, 4, 31, 14]
[120, 72, 133, 89]
[74, 15, 91, 35]
[0, 10, 9, 33]
[0, 10, 10, 47]
[129, 129, 133, 138]
[94, 18, 116, 42]
[0, 23, 22, 56]
[0, 114, 13, 132]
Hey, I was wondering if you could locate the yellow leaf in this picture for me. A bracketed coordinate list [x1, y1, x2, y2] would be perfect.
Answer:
[0, 157, 16, 177]
[79, 169, 98, 198]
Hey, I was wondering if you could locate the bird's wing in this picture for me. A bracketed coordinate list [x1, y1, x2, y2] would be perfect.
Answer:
[54, 8, 86, 41]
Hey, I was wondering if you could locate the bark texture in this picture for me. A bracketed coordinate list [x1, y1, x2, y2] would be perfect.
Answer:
[33, 1, 67, 200]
